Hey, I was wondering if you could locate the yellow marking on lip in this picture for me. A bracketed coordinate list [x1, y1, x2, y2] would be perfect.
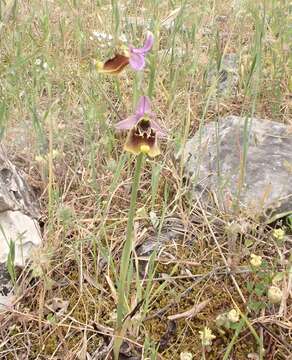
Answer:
[140, 145, 150, 153]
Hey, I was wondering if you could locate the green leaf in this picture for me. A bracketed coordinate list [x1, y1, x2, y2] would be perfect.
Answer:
[244, 238, 254, 247]
[272, 272, 284, 285]
[254, 283, 266, 296]
[248, 300, 265, 313]
[246, 281, 254, 293]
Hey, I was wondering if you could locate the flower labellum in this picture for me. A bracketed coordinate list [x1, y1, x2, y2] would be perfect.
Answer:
[97, 31, 154, 74]
[115, 96, 166, 157]
[96, 53, 129, 75]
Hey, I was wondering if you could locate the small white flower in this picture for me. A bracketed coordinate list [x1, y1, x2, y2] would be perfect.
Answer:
[119, 34, 128, 43]
[92, 31, 100, 38]
[92, 31, 113, 42]
[273, 228, 285, 241]
[35, 155, 45, 163]
[180, 352, 193, 360]
[35, 58, 42, 66]
[250, 254, 262, 268]
[42, 62, 49, 70]
[109, 310, 117, 321]
[199, 327, 216, 346]
[51, 149, 59, 159]
[267, 286, 282, 304]
[19, 90, 25, 98]
[215, 313, 228, 327]
[227, 309, 240, 323]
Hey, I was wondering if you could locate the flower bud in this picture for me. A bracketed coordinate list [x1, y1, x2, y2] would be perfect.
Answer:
[267, 286, 282, 304]
[272, 228, 285, 241]
[250, 254, 262, 268]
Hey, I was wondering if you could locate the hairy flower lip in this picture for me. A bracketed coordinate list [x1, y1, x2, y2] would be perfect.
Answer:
[96, 54, 129, 74]
[116, 96, 166, 158]
[124, 118, 160, 158]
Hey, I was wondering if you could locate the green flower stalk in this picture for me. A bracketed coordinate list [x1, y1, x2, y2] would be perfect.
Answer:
[113, 96, 165, 358]
[114, 152, 144, 359]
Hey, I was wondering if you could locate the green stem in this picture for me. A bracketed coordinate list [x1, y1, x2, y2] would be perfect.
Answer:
[222, 319, 245, 360]
[114, 153, 144, 359]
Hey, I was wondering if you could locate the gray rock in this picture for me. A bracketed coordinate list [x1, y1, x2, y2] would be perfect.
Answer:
[181, 116, 292, 218]
[206, 53, 239, 97]
[0, 146, 42, 308]
[0, 210, 42, 266]
[0, 263, 14, 312]
[0, 148, 40, 219]
[0, 263, 12, 296]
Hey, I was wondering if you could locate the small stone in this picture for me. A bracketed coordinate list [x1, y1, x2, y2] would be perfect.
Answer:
[0, 293, 15, 312]
[180, 352, 193, 360]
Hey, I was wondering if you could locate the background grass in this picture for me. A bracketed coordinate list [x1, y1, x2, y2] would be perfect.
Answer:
[0, 0, 291, 359]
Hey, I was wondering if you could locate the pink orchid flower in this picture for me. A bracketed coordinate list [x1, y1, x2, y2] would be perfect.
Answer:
[97, 32, 154, 74]
[128, 31, 154, 70]
[115, 96, 166, 157]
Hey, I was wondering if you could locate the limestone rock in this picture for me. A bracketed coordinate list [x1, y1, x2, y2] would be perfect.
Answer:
[206, 53, 239, 97]
[0, 145, 42, 309]
[0, 263, 12, 296]
[0, 210, 42, 266]
[0, 147, 40, 219]
[0, 145, 42, 265]
[0, 263, 14, 312]
[181, 116, 292, 218]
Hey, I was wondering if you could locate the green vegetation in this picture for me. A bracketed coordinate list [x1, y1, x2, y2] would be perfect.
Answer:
[0, 0, 291, 359]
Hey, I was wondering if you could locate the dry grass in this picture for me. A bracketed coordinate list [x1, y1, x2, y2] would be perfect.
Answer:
[0, 0, 291, 359]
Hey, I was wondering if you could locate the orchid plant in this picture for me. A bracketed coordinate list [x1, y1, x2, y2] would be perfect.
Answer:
[98, 30, 165, 359]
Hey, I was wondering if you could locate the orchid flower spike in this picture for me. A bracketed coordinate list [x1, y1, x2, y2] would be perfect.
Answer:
[97, 32, 154, 74]
[115, 96, 166, 157]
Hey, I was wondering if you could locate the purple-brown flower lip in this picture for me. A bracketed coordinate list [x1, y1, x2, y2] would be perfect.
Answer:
[116, 96, 166, 157]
